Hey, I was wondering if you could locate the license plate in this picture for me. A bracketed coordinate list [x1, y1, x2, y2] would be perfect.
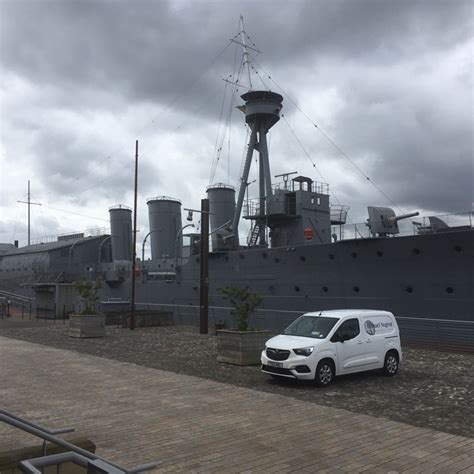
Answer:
[268, 361, 283, 368]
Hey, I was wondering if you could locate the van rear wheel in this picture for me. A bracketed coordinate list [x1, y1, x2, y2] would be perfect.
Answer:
[383, 351, 399, 376]
[315, 360, 334, 387]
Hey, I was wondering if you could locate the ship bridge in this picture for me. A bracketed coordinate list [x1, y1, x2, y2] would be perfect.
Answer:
[243, 174, 336, 246]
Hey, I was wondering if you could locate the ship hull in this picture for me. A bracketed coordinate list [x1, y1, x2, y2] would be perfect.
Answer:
[132, 228, 474, 350]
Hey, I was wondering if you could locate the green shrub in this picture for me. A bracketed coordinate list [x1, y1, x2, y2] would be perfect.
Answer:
[74, 280, 102, 315]
[220, 286, 263, 331]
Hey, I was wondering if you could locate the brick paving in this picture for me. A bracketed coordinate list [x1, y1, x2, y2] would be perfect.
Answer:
[1, 336, 473, 473]
[1, 325, 472, 439]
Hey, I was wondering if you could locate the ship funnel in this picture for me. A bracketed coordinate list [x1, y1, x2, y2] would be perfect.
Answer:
[109, 205, 132, 261]
[207, 184, 238, 251]
[147, 197, 182, 260]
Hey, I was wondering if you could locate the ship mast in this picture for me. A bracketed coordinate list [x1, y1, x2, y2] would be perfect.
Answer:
[18, 180, 41, 246]
[239, 14, 252, 90]
[229, 18, 283, 248]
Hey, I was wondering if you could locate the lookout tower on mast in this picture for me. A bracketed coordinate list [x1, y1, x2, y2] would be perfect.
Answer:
[229, 17, 284, 247]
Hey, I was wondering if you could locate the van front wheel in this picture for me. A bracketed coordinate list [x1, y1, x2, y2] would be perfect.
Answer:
[315, 360, 335, 387]
[383, 351, 399, 376]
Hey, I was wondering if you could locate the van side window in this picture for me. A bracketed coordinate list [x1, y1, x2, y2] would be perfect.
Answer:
[335, 318, 360, 341]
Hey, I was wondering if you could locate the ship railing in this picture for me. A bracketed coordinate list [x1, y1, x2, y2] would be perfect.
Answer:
[134, 302, 474, 352]
[30, 227, 110, 245]
[330, 205, 350, 225]
[333, 211, 473, 241]
[272, 179, 329, 195]
[243, 198, 263, 218]
[136, 301, 304, 331]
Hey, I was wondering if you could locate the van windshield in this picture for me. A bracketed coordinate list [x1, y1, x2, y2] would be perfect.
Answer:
[283, 316, 339, 339]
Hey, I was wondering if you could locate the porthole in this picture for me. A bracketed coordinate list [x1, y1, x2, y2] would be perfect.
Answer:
[300, 256, 306, 262]
[446, 287, 454, 294]
[294, 285, 300, 292]
[353, 286, 360, 293]
[406, 286, 413, 293]
[351, 252, 358, 259]
[413, 248, 420, 255]
[274, 257, 280, 263]
[322, 286, 329, 293]
[328, 254, 335, 260]
[454, 245, 462, 252]
[376, 250, 384, 257]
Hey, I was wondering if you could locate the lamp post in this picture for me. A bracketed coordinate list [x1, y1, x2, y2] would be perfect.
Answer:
[97, 235, 111, 271]
[141, 229, 162, 263]
[130, 140, 139, 331]
[184, 200, 211, 334]
[175, 223, 195, 264]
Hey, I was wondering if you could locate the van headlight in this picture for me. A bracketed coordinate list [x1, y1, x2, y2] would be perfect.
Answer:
[293, 347, 314, 356]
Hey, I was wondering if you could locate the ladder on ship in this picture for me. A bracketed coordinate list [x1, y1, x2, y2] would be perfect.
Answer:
[248, 222, 261, 246]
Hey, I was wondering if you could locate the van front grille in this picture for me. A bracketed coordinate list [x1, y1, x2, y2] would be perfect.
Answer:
[266, 347, 290, 361]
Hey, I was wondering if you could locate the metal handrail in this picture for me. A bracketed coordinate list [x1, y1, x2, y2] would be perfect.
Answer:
[20, 453, 157, 474]
[0, 409, 158, 473]
[0, 290, 34, 303]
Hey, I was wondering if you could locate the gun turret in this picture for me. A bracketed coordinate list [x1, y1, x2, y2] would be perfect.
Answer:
[366, 207, 419, 237]
[386, 211, 420, 226]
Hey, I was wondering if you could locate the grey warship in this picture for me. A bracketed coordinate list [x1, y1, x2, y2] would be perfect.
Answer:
[130, 88, 473, 349]
[1, 24, 472, 350]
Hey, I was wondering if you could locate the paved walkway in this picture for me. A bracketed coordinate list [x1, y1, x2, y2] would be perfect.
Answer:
[1, 337, 473, 473]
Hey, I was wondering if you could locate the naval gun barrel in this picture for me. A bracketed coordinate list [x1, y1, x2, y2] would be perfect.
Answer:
[386, 211, 419, 226]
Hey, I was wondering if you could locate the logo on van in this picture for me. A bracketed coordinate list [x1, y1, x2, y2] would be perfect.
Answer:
[365, 320, 376, 335]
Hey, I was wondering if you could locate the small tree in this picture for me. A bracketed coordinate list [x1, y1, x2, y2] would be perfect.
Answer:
[74, 280, 102, 315]
[220, 286, 263, 331]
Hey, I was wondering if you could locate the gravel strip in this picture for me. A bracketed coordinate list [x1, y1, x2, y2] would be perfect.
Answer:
[1, 324, 472, 438]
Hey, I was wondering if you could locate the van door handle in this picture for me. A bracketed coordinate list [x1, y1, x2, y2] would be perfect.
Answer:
[366, 339, 372, 343]
[357, 341, 363, 344]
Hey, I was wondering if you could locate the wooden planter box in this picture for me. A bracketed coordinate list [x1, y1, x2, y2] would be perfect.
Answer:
[69, 314, 105, 338]
[216, 330, 270, 366]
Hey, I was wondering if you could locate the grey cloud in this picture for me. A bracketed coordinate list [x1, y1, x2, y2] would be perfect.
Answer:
[0, 0, 472, 245]
[2, 0, 471, 109]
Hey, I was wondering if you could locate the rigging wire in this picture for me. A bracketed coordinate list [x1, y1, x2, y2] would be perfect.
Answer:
[227, 100, 232, 185]
[210, 46, 247, 184]
[209, 82, 229, 183]
[282, 112, 364, 231]
[39, 202, 46, 239]
[252, 59, 404, 212]
[63, 40, 234, 202]
[251, 65, 270, 90]
[281, 113, 329, 191]
[41, 204, 109, 222]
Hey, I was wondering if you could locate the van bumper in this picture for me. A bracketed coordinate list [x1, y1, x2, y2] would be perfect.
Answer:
[261, 353, 315, 380]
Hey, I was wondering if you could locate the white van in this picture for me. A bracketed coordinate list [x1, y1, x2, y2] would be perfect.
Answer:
[261, 309, 402, 387]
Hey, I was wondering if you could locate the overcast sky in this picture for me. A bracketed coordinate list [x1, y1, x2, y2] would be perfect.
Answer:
[0, 0, 472, 249]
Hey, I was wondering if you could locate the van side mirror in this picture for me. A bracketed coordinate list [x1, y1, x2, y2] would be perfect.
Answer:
[331, 332, 342, 343]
